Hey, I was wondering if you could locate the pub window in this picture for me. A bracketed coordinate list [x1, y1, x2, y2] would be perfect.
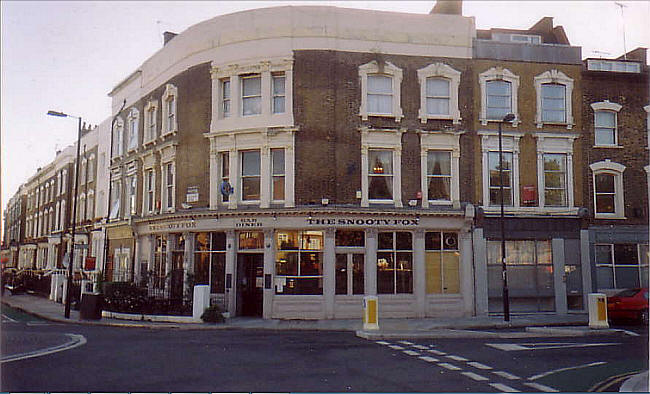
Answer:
[377, 231, 413, 294]
[239, 231, 264, 250]
[194, 232, 226, 293]
[152, 235, 167, 295]
[275, 230, 323, 295]
[425, 232, 459, 294]
[335, 230, 365, 247]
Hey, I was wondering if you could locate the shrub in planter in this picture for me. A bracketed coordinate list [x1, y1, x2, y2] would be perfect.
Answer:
[201, 304, 226, 323]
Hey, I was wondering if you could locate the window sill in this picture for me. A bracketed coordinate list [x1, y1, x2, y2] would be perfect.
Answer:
[593, 145, 623, 149]
[480, 118, 520, 127]
[594, 214, 627, 220]
[428, 200, 452, 205]
[369, 199, 396, 205]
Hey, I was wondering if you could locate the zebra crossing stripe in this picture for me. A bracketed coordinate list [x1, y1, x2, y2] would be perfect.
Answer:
[398, 340, 414, 345]
[388, 345, 405, 350]
[428, 349, 447, 356]
[524, 382, 559, 392]
[461, 371, 489, 381]
[447, 355, 468, 362]
[412, 345, 429, 350]
[438, 362, 462, 371]
[493, 371, 521, 380]
[489, 383, 520, 392]
[467, 361, 493, 370]
[403, 350, 421, 356]
[418, 356, 439, 363]
[375, 341, 390, 345]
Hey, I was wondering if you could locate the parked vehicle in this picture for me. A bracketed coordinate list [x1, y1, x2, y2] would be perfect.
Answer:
[607, 288, 648, 325]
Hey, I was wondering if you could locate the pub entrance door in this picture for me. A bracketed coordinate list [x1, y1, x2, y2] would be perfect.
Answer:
[236, 253, 264, 317]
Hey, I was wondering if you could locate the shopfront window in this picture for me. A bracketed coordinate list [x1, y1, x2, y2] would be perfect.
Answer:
[377, 231, 413, 294]
[335, 230, 365, 247]
[275, 230, 323, 295]
[425, 231, 459, 294]
[487, 240, 554, 312]
[335, 230, 365, 296]
[596, 243, 649, 290]
[152, 235, 167, 294]
[239, 231, 264, 250]
[194, 232, 226, 293]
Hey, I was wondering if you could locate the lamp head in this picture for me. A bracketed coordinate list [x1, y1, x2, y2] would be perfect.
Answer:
[47, 110, 68, 117]
[503, 113, 515, 122]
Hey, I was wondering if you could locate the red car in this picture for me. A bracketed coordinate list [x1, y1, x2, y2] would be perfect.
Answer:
[607, 288, 648, 325]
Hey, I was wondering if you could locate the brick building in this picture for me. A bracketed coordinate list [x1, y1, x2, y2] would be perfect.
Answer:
[581, 48, 649, 294]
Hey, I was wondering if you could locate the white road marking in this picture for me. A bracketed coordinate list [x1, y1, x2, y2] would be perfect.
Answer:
[376, 341, 390, 345]
[524, 382, 559, 392]
[26, 322, 50, 326]
[529, 361, 607, 380]
[418, 356, 439, 363]
[1, 314, 17, 322]
[398, 340, 414, 345]
[492, 371, 521, 380]
[617, 329, 640, 337]
[412, 344, 429, 350]
[489, 383, 520, 392]
[446, 355, 468, 362]
[428, 349, 447, 355]
[403, 350, 420, 356]
[438, 362, 462, 371]
[461, 371, 489, 381]
[388, 345, 405, 350]
[487, 342, 620, 351]
[468, 361, 493, 370]
[1, 333, 87, 363]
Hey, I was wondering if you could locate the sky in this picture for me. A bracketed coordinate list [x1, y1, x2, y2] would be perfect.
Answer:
[1, 0, 648, 225]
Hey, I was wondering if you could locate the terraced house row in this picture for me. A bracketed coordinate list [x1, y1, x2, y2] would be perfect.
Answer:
[3, 2, 648, 320]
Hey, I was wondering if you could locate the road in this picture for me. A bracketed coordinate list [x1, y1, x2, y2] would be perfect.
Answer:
[2, 305, 647, 392]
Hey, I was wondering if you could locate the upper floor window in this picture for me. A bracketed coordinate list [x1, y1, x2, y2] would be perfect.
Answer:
[272, 73, 286, 114]
[488, 151, 513, 206]
[87, 155, 95, 183]
[427, 151, 452, 203]
[590, 160, 626, 219]
[241, 150, 261, 201]
[144, 169, 155, 213]
[587, 59, 641, 73]
[543, 153, 568, 207]
[161, 84, 178, 135]
[165, 162, 174, 210]
[219, 152, 230, 204]
[112, 118, 124, 157]
[271, 148, 285, 202]
[144, 101, 158, 143]
[241, 74, 261, 116]
[61, 170, 68, 194]
[479, 131, 523, 209]
[534, 69, 574, 129]
[109, 179, 121, 219]
[591, 101, 623, 147]
[221, 79, 231, 118]
[479, 67, 520, 126]
[359, 61, 403, 122]
[80, 160, 87, 185]
[417, 62, 462, 124]
[368, 149, 393, 201]
[360, 127, 404, 207]
[127, 175, 137, 217]
[127, 108, 140, 151]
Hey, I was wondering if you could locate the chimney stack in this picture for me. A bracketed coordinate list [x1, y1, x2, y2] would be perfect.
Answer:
[163, 31, 178, 46]
[430, 0, 463, 15]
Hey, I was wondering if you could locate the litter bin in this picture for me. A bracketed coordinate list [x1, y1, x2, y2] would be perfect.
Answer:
[80, 293, 103, 320]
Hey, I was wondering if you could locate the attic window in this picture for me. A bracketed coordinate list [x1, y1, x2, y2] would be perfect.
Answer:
[493, 33, 541, 44]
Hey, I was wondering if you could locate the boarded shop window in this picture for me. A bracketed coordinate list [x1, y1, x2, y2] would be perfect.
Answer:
[425, 232, 459, 294]
[377, 231, 412, 294]
[275, 231, 323, 295]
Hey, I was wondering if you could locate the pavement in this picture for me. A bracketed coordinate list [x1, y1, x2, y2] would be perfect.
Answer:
[2, 293, 648, 392]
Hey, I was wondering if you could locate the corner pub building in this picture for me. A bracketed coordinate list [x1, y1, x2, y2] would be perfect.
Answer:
[103, 3, 592, 320]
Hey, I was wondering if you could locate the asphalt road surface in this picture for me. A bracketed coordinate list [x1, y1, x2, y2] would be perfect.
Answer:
[2, 305, 647, 392]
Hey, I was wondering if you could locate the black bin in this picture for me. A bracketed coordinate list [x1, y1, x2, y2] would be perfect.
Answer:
[80, 293, 103, 320]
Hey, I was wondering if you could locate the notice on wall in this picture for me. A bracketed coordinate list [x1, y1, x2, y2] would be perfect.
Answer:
[186, 186, 199, 203]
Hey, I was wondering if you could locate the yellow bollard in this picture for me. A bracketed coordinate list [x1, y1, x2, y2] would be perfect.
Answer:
[363, 295, 379, 330]
[588, 293, 609, 329]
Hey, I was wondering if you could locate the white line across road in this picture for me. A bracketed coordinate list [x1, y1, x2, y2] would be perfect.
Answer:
[438, 362, 462, 371]
[486, 342, 621, 351]
[1, 333, 87, 363]
[468, 361, 493, 370]
[1, 313, 17, 323]
[524, 382, 560, 392]
[418, 356, 439, 363]
[461, 371, 490, 381]
[529, 361, 608, 380]
[446, 355, 468, 362]
[489, 383, 520, 392]
[492, 371, 521, 380]
[403, 350, 421, 356]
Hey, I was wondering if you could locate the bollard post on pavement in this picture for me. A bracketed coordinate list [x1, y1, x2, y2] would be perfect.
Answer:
[588, 293, 609, 329]
[363, 295, 379, 330]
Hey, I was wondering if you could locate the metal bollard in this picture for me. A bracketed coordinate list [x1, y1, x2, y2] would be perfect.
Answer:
[588, 293, 609, 329]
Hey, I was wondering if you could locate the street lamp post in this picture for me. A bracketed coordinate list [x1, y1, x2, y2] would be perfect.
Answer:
[498, 112, 516, 322]
[47, 110, 82, 319]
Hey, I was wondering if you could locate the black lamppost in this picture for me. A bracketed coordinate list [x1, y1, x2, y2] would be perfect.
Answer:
[47, 110, 82, 319]
[498, 112, 516, 322]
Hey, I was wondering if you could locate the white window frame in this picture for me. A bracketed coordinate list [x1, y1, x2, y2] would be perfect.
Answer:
[360, 127, 404, 207]
[240, 149, 261, 203]
[241, 74, 262, 117]
[358, 61, 403, 122]
[479, 67, 520, 126]
[590, 160, 626, 219]
[162, 161, 175, 211]
[542, 153, 568, 207]
[113, 117, 124, 158]
[591, 101, 622, 147]
[161, 84, 178, 136]
[419, 130, 461, 208]
[86, 190, 94, 221]
[143, 168, 156, 214]
[144, 100, 158, 144]
[87, 154, 95, 183]
[417, 63, 461, 124]
[534, 69, 574, 129]
[479, 131, 523, 210]
[127, 107, 140, 151]
[272, 73, 285, 114]
[535, 133, 578, 210]
[220, 78, 231, 118]
[271, 148, 285, 203]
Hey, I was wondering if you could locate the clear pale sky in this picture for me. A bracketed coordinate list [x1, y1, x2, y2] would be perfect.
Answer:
[1, 1, 648, 223]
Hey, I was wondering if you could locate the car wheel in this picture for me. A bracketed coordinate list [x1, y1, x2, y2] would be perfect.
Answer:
[640, 309, 649, 325]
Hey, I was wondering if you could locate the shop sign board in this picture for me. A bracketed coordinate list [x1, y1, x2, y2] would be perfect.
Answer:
[148, 221, 197, 232]
[306, 217, 419, 226]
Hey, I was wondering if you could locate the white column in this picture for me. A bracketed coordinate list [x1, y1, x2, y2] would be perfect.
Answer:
[552, 238, 568, 314]
[566, 152, 575, 208]
[420, 150, 429, 208]
[261, 68, 272, 117]
[366, 229, 377, 295]
[225, 230, 237, 315]
[361, 145, 369, 207]
[459, 230, 474, 316]
[414, 229, 426, 318]
[473, 228, 489, 316]
[231, 74, 241, 119]
[285, 137, 295, 208]
[183, 232, 194, 297]
[451, 149, 461, 209]
[323, 228, 336, 319]
[228, 148, 238, 210]
[580, 229, 593, 308]
[209, 148, 219, 210]
[263, 229, 275, 319]
[394, 147, 403, 207]
[260, 143, 271, 208]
